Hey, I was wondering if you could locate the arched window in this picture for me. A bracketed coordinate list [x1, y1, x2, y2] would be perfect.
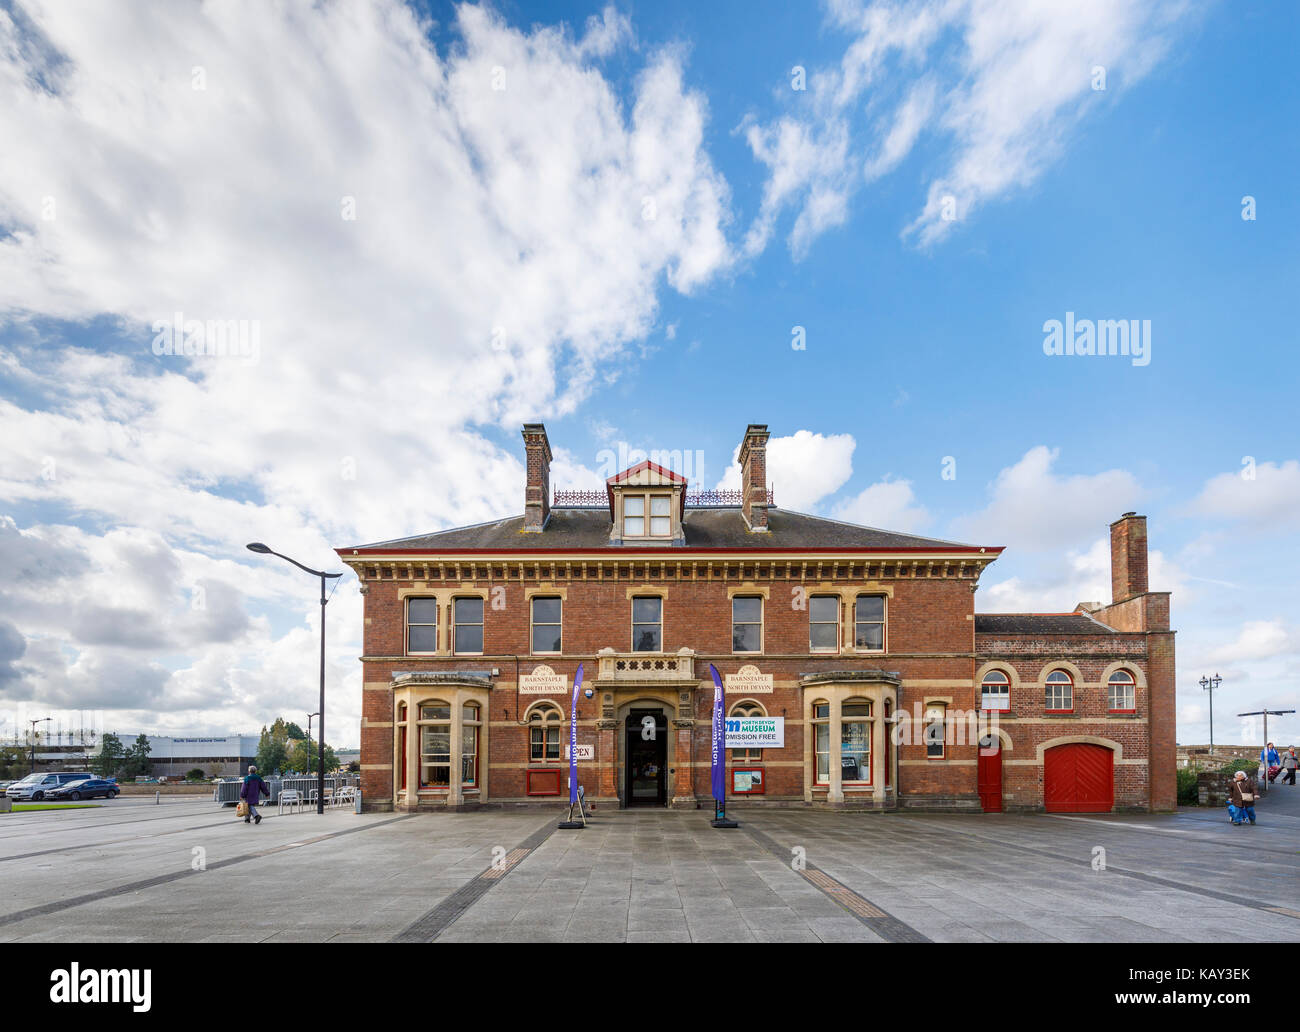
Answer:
[1108, 670, 1136, 712]
[462, 703, 481, 787]
[730, 701, 765, 763]
[418, 701, 452, 788]
[812, 701, 830, 783]
[980, 670, 1010, 712]
[529, 704, 562, 762]
[841, 698, 872, 783]
[1045, 670, 1073, 712]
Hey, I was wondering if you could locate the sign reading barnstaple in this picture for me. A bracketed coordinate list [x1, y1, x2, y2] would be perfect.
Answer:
[724, 664, 773, 694]
[519, 664, 568, 694]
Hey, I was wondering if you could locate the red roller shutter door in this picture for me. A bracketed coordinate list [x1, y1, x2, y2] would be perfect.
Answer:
[1044, 743, 1114, 813]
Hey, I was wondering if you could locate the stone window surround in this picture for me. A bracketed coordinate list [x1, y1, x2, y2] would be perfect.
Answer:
[392, 678, 491, 809]
[802, 676, 898, 804]
[397, 586, 489, 657]
[804, 583, 893, 656]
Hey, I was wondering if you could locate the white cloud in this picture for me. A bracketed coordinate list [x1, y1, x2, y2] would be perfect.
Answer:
[745, 0, 1195, 255]
[950, 446, 1143, 551]
[715, 429, 855, 510]
[1187, 460, 1300, 532]
[0, 1, 734, 733]
[831, 479, 930, 532]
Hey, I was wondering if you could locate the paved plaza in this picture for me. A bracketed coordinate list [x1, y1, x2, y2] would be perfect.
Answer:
[1, 790, 1297, 943]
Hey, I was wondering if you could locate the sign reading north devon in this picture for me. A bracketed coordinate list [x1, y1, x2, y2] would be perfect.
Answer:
[724, 664, 773, 694]
[519, 664, 568, 694]
[725, 716, 784, 749]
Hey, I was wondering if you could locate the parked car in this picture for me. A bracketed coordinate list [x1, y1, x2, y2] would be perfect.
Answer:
[47, 778, 120, 801]
[6, 772, 96, 801]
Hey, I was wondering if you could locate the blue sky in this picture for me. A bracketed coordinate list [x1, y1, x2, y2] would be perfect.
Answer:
[0, 0, 1296, 749]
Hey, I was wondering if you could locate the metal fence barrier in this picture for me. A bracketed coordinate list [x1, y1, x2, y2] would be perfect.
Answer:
[213, 774, 360, 806]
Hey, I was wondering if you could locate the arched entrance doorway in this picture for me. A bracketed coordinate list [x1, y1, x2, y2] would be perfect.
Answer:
[625, 708, 667, 807]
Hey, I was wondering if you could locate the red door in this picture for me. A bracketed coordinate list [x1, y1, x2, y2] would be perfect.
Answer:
[1044, 743, 1114, 813]
[977, 740, 1002, 812]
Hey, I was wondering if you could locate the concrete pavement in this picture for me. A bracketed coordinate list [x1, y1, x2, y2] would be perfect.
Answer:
[0, 792, 1296, 942]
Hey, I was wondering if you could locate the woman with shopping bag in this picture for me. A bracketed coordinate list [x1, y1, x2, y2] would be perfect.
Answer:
[239, 765, 269, 825]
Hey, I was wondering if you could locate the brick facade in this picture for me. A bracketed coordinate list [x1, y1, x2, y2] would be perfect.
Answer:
[338, 424, 1176, 815]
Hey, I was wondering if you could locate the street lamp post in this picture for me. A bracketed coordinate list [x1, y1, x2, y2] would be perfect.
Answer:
[28, 717, 50, 775]
[247, 543, 342, 814]
[1237, 708, 1296, 796]
[1199, 673, 1222, 759]
[307, 711, 320, 775]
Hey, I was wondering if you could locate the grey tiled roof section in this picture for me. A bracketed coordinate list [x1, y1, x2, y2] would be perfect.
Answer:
[974, 613, 1117, 635]
[348, 507, 986, 552]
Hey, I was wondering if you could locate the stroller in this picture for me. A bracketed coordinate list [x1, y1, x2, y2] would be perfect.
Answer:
[1267, 764, 1282, 783]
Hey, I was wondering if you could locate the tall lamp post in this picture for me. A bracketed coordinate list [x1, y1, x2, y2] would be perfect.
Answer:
[28, 717, 50, 775]
[1199, 673, 1222, 759]
[1237, 708, 1296, 796]
[247, 543, 342, 814]
[307, 711, 320, 775]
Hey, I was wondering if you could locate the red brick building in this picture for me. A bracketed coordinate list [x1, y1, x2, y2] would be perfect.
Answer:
[337, 423, 1176, 814]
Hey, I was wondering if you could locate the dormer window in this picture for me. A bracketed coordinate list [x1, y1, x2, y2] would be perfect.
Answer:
[624, 493, 672, 537]
[606, 461, 687, 545]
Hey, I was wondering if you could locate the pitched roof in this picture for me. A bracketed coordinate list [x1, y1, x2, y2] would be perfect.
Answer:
[341, 507, 996, 554]
[974, 613, 1117, 635]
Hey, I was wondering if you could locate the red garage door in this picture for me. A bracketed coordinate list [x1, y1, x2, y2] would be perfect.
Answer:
[1044, 743, 1114, 813]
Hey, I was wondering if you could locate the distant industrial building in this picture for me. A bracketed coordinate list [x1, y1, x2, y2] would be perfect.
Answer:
[88, 735, 259, 778]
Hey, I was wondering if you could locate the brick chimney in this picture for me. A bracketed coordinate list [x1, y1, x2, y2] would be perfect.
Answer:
[1110, 511, 1148, 603]
[522, 423, 552, 532]
[738, 423, 770, 532]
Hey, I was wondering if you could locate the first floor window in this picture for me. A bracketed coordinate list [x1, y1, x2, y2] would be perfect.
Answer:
[632, 596, 662, 652]
[925, 704, 946, 758]
[980, 670, 1010, 711]
[531, 596, 562, 654]
[419, 702, 451, 788]
[529, 704, 562, 761]
[453, 597, 483, 654]
[813, 702, 830, 783]
[406, 598, 437, 654]
[1108, 670, 1136, 712]
[854, 595, 885, 651]
[730, 701, 764, 763]
[841, 698, 871, 783]
[809, 595, 839, 651]
[1045, 670, 1073, 711]
[731, 596, 762, 652]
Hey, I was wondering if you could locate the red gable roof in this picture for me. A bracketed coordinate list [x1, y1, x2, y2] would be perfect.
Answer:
[605, 460, 689, 485]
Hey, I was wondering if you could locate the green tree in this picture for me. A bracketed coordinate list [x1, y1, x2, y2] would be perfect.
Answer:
[185, 767, 206, 782]
[286, 737, 339, 774]
[117, 733, 153, 779]
[255, 723, 290, 775]
[0, 744, 28, 779]
[91, 733, 126, 778]
[284, 722, 307, 740]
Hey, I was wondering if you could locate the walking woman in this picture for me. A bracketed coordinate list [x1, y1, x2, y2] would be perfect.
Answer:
[1228, 770, 1257, 826]
[240, 765, 269, 825]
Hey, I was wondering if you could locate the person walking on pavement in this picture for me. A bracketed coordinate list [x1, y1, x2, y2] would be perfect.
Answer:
[240, 764, 269, 825]
[1282, 748, 1299, 786]
[1228, 770, 1257, 825]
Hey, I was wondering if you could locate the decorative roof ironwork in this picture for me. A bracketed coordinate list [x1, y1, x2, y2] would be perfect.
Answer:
[552, 487, 774, 508]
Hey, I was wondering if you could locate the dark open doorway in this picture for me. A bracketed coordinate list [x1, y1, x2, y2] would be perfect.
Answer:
[625, 709, 667, 807]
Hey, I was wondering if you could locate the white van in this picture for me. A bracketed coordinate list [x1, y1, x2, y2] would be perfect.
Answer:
[6, 772, 96, 801]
